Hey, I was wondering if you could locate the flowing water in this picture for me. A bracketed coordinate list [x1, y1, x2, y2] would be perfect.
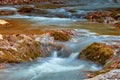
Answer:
[0, 52, 102, 80]
[0, 1, 120, 80]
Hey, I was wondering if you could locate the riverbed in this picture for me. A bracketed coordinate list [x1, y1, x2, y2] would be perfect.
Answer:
[0, 2, 120, 80]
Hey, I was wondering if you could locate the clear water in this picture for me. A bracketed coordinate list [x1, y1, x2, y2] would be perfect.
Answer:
[0, 2, 120, 80]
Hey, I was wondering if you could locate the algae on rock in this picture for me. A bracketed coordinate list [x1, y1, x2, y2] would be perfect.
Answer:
[78, 42, 114, 65]
[50, 31, 70, 41]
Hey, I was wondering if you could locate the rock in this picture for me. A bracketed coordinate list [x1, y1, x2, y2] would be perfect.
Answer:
[18, 6, 34, 13]
[52, 1, 64, 4]
[0, 34, 41, 63]
[0, 34, 3, 40]
[35, 3, 62, 9]
[0, 19, 10, 27]
[104, 58, 120, 70]
[50, 31, 70, 41]
[85, 10, 118, 23]
[32, 9, 49, 15]
[55, 12, 71, 18]
[0, 10, 15, 15]
[114, 14, 120, 20]
[0, 19, 9, 25]
[78, 42, 114, 65]
[0, 33, 66, 63]
[85, 69, 120, 80]
[114, 22, 120, 28]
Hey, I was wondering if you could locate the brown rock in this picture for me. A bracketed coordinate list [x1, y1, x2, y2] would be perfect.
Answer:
[18, 6, 34, 13]
[78, 42, 114, 65]
[0, 10, 15, 15]
[115, 22, 120, 28]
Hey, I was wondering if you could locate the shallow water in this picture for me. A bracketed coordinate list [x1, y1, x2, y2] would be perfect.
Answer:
[0, 3, 120, 80]
[0, 52, 102, 80]
[0, 29, 119, 80]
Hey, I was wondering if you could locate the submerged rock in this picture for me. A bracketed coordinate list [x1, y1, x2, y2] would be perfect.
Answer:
[78, 42, 114, 65]
[0, 10, 15, 15]
[35, 3, 62, 9]
[18, 6, 34, 13]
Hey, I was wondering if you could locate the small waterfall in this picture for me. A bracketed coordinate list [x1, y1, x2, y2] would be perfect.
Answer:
[51, 51, 58, 58]
[69, 52, 79, 59]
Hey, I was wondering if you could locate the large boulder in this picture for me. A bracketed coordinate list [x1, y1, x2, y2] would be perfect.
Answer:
[78, 42, 114, 65]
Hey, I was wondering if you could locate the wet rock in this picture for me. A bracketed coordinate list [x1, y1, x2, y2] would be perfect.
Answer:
[68, 9, 77, 13]
[109, 8, 120, 19]
[0, 19, 10, 27]
[114, 21, 120, 28]
[0, 34, 3, 40]
[114, 14, 120, 20]
[78, 42, 114, 65]
[39, 43, 62, 57]
[103, 43, 120, 69]
[35, 3, 62, 9]
[52, 1, 64, 4]
[85, 8, 120, 24]
[0, 34, 41, 63]
[85, 10, 118, 23]
[0, 32, 66, 63]
[50, 31, 70, 41]
[0, 10, 15, 15]
[55, 12, 71, 18]
[85, 69, 120, 80]
[104, 58, 120, 70]
[18, 6, 34, 13]
[32, 9, 49, 15]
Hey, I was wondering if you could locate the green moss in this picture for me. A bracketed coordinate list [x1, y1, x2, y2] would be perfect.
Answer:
[79, 42, 114, 65]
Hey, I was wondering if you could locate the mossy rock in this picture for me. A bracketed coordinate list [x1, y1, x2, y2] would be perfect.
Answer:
[0, 35, 41, 63]
[0, 41, 41, 63]
[50, 31, 70, 41]
[18, 6, 34, 13]
[78, 42, 114, 65]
